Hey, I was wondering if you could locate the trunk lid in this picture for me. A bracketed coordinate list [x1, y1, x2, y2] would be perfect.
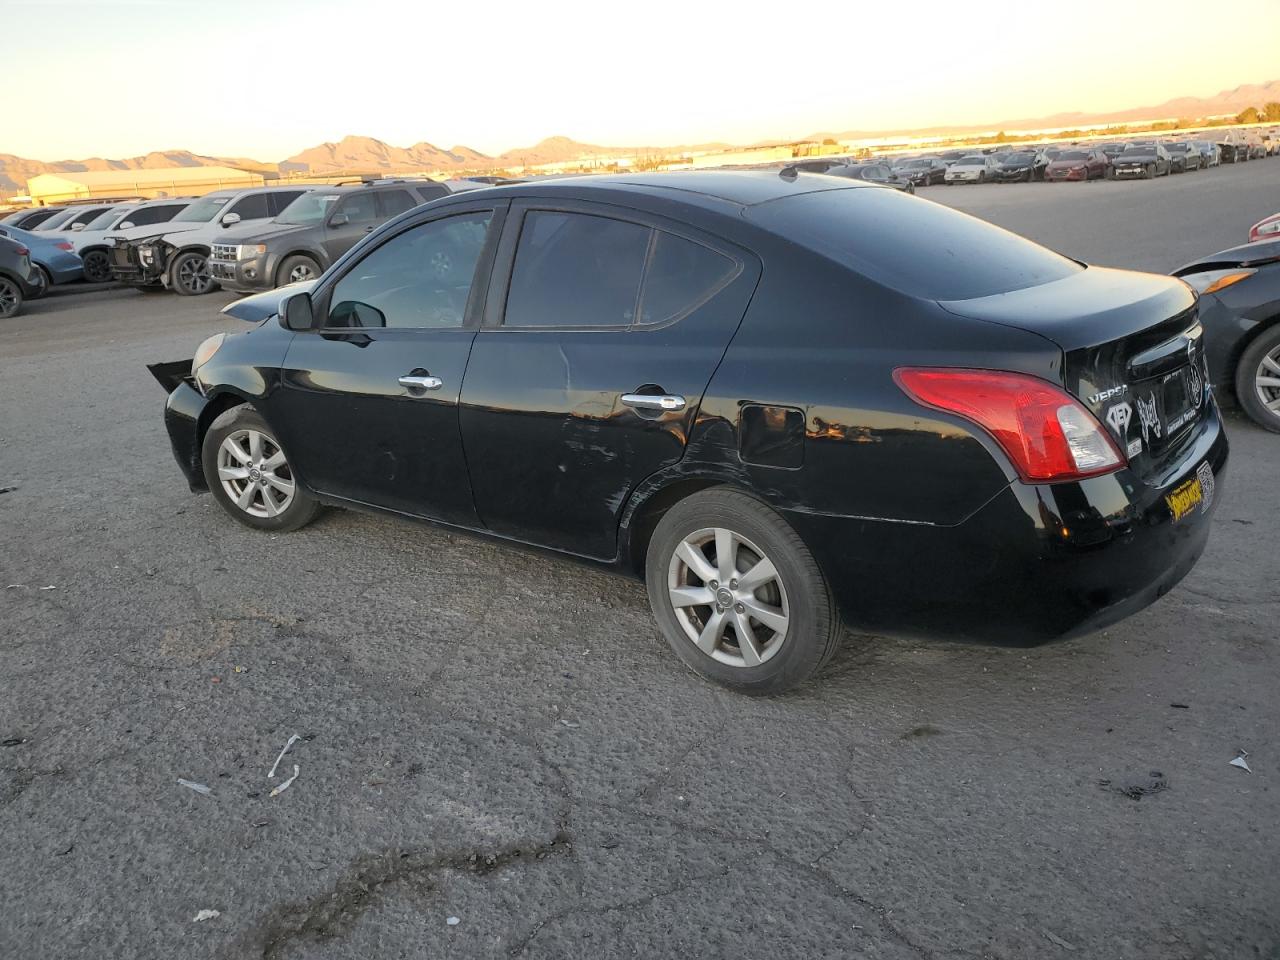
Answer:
[939, 266, 1210, 475]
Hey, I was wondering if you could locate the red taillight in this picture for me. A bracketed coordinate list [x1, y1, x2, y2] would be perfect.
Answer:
[56, 241, 74, 251]
[894, 368, 1124, 483]
[1249, 213, 1280, 243]
[14, 245, 29, 256]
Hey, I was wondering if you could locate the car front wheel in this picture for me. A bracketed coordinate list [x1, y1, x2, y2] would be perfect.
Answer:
[645, 488, 840, 695]
[82, 249, 112, 283]
[276, 254, 321, 287]
[1235, 325, 1280, 433]
[0, 276, 23, 319]
[171, 251, 217, 296]
[201, 405, 320, 531]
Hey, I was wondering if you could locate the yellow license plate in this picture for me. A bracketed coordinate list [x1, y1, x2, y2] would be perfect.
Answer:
[1165, 474, 1204, 523]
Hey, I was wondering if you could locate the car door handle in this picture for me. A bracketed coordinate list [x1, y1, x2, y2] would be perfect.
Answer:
[399, 375, 443, 391]
[621, 393, 686, 412]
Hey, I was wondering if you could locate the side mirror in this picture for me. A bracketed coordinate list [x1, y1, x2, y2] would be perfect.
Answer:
[280, 291, 315, 331]
[119, 222, 135, 229]
[221, 212, 241, 227]
[71, 223, 85, 231]
[329, 213, 349, 227]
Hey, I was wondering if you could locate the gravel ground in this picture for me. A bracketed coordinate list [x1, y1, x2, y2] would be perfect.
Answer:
[2, 160, 1277, 960]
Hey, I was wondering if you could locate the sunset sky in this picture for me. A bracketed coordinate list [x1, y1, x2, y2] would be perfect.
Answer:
[5, 0, 1279, 161]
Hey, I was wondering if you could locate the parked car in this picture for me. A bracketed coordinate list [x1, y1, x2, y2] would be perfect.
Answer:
[944, 155, 999, 184]
[1173, 237, 1280, 432]
[0, 207, 61, 230]
[1248, 212, 1280, 243]
[1163, 142, 1201, 172]
[1111, 144, 1172, 179]
[1191, 140, 1221, 167]
[31, 203, 120, 233]
[150, 171, 1227, 694]
[1097, 142, 1129, 161]
[1217, 138, 1247, 163]
[938, 150, 970, 166]
[994, 151, 1047, 182]
[206, 179, 449, 294]
[111, 186, 311, 295]
[821, 162, 915, 192]
[71, 199, 188, 282]
[1246, 139, 1267, 160]
[0, 224, 83, 288]
[0, 234, 46, 318]
[892, 156, 947, 186]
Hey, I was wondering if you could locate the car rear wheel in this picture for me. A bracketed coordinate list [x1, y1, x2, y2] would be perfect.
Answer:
[82, 249, 111, 283]
[1235, 325, 1280, 433]
[33, 265, 53, 297]
[645, 488, 839, 695]
[977, 172, 986, 183]
[201, 405, 320, 531]
[171, 250, 217, 296]
[1145, 164, 1155, 180]
[0, 276, 23, 319]
[276, 254, 321, 287]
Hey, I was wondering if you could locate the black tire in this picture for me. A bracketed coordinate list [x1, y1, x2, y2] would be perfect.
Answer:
[201, 405, 320, 531]
[904, 182, 915, 195]
[1026, 169, 1034, 182]
[33, 265, 52, 298]
[82, 249, 112, 283]
[1234, 325, 1280, 434]
[644, 487, 840, 695]
[0, 275, 23, 319]
[170, 250, 218, 296]
[1145, 164, 1155, 180]
[1105, 165, 1115, 180]
[978, 171, 986, 183]
[276, 254, 322, 288]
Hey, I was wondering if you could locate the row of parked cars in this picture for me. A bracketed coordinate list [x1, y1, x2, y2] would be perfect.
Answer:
[0, 176, 470, 316]
[839, 132, 1279, 189]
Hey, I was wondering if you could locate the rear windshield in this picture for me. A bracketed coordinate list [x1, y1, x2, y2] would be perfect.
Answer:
[754, 187, 1081, 301]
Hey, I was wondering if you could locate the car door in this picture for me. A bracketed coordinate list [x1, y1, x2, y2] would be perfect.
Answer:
[263, 202, 506, 524]
[458, 200, 762, 560]
[321, 192, 380, 263]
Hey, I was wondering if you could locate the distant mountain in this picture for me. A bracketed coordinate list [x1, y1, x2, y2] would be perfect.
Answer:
[809, 79, 1280, 142]
[280, 135, 494, 175]
[0, 149, 266, 196]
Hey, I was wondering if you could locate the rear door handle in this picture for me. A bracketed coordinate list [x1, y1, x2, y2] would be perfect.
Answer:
[399, 375, 443, 391]
[621, 393, 686, 412]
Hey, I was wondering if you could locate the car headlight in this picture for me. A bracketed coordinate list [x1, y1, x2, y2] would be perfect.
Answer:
[192, 333, 226, 377]
[1181, 268, 1256, 296]
[237, 244, 267, 261]
[138, 244, 155, 265]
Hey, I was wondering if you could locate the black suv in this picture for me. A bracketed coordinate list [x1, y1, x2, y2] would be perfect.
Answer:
[0, 235, 46, 319]
[207, 179, 450, 293]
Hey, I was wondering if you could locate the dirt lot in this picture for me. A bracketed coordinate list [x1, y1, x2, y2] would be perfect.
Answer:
[2, 160, 1278, 960]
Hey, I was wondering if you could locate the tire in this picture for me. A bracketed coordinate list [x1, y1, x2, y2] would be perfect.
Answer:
[1145, 164, 1155, 180]
[0, 275, 23, 319]
[276, 254, 321, 288]
[1234, 325, 1280, 434]
[1026, 169, 1034, 182]
[170, 250, 218, 296]
[904, 182, 915, 195]
[81, 249, 112, 283]
[978, 172, 986, 183]
[33, 265, 52, 298]
[644, 487, 840, 695]
[201, 405, 320, 531]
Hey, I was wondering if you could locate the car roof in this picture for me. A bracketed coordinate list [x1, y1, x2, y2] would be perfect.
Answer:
[468, 170, 873, 210]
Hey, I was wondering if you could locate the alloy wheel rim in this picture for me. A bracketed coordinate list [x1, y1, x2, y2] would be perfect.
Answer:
[1256, 347, 1280, 418]
[667, 527, 790, 668]
[288, 263, 314, 283]
[84, 252, 109, 282]
[0, 278, 17, 316]
[216, 429, 295, 518]
[180, 256, 212, 293]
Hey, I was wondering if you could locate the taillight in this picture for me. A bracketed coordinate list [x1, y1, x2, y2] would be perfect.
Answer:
[15, 245, 29, 256]
[894, 368, 1124, 483]
[1249, 213, 1280, 243]
[56, 241, 74, 251]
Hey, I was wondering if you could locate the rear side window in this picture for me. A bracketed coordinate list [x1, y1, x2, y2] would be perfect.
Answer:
[376, 189, 417, 217]
[638, 232, 736, 325]
[755, 187, 1080, 301]
[504, 212, 650, 328]
[229, 193, 270, 221]
[415, 184, 448, 204]
[267, 191, 306, 216]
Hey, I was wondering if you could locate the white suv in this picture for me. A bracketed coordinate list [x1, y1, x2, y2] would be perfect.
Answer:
[72, 200, 192, 283]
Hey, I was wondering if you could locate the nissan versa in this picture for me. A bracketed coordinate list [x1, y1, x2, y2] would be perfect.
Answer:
[152, 172, 1227, 694]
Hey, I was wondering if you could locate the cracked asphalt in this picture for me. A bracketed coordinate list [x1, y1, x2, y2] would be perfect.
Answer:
[2, 161, 1278, 960]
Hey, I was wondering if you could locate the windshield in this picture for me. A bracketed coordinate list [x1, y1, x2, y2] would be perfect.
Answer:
[83, 207, 131, 231]
[1165, 143, 1188, 152]
[1057, 152, 1088, 161]
[956, 157, 985, 166]
[276, 193, 341, 225]
[172, 195, 230, 223]
[1002, 153, 1034, 163]
[1122, 147, 1155, 158]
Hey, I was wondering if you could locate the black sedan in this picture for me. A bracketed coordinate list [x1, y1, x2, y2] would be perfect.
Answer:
[892, 156, 948, 186]
[994, 151, 1046, 182]
[153, 172, 1227, 693]
[1112, 144, 1172, 179]
[1173, 237, 1280, 432]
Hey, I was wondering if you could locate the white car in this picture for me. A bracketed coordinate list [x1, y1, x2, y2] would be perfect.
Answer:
[944, 155, 999, 184]
[72, 200, 192, 282]
[125, 186, 312, 295]
[32, 202, 124, 234]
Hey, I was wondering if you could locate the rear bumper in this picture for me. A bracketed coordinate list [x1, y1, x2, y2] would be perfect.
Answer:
[787, 407, 1228, 645]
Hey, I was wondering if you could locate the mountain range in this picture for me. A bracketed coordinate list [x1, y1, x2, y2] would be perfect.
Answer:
[4, 79, 1277, 196]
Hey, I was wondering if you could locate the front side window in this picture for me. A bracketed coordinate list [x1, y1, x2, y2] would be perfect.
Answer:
[335, 192, 378, 223]
[325, 212, 492, 330]
[277, 193, 339, 226]
[504, 211, 650, 328]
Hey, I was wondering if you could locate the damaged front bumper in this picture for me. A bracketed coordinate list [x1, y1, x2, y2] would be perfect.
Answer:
[111, 237, 172, 286]
[148, 360, 209, 491]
